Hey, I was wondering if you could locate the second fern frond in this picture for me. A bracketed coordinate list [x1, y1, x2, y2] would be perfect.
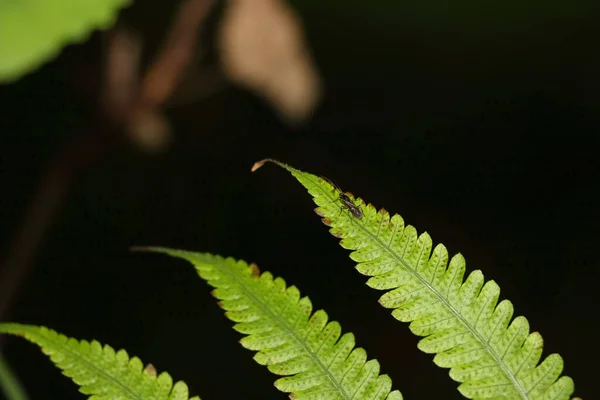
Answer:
[134, 247, 403, 400]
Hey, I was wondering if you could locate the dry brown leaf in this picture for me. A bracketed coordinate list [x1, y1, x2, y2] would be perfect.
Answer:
[218, 0, 322, 124]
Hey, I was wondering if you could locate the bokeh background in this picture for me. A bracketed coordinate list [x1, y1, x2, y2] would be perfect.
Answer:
[1, 0, 599, 399]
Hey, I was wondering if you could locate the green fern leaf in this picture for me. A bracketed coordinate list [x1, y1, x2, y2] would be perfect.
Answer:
[0, 323, 200, 400]
[251, 159, 577, 400]
[0, 0, 132, 83]
[134, 247, 403, 400]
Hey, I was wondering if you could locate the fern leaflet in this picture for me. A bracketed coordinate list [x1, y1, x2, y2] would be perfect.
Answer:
[252, 158, 578, 400]
[134, 247, 403, 400]
[0, 323, 199, 400]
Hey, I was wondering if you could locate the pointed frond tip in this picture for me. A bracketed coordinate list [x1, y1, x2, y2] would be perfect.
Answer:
[0, 323, 200, 400]
[252, 159, 579, 400]
[251, 158, 293, 173]
[140, 247, 404, 400]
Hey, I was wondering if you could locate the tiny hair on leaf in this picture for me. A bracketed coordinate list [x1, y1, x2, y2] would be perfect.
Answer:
[251, 158, 579, 400]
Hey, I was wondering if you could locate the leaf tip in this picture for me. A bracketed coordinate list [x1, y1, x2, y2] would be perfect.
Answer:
[314, 207, 326, 217]
[130, 245, 151, 253]
[144, 363, 157, 377]
[251, 158, 286, 172]
[330, 229, 342, 238]
[129, 245, 173, 256]
[249, 262, 261, 277]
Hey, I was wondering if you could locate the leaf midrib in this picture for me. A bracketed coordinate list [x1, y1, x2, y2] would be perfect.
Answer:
[11, 326, 144, 400]
[212, 259, 354, 400]
[305, 174, 528, 400]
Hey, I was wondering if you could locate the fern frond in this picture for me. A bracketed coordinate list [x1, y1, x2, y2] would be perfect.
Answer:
[134, 247, 403, 400]
[0, 323, 199, 400]
[252, 159, 578, 400]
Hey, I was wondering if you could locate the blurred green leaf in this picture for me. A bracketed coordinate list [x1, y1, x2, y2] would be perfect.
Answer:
[0, 0, 132, 83]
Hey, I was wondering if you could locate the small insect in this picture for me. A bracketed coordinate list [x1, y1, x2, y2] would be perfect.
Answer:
[319, 176, 363, 219]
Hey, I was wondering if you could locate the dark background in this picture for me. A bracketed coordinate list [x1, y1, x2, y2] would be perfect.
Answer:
[1, 1, 599, 399]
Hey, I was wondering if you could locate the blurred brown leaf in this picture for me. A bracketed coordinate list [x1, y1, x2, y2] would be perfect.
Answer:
[218, 0, 322, 125]
[102, 28, 141, 123]
[141, 0, 215, 107]
[127, 106, 172, 152]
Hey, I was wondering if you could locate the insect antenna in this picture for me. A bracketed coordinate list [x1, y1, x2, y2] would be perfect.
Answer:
[318, 175, 363, 219]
